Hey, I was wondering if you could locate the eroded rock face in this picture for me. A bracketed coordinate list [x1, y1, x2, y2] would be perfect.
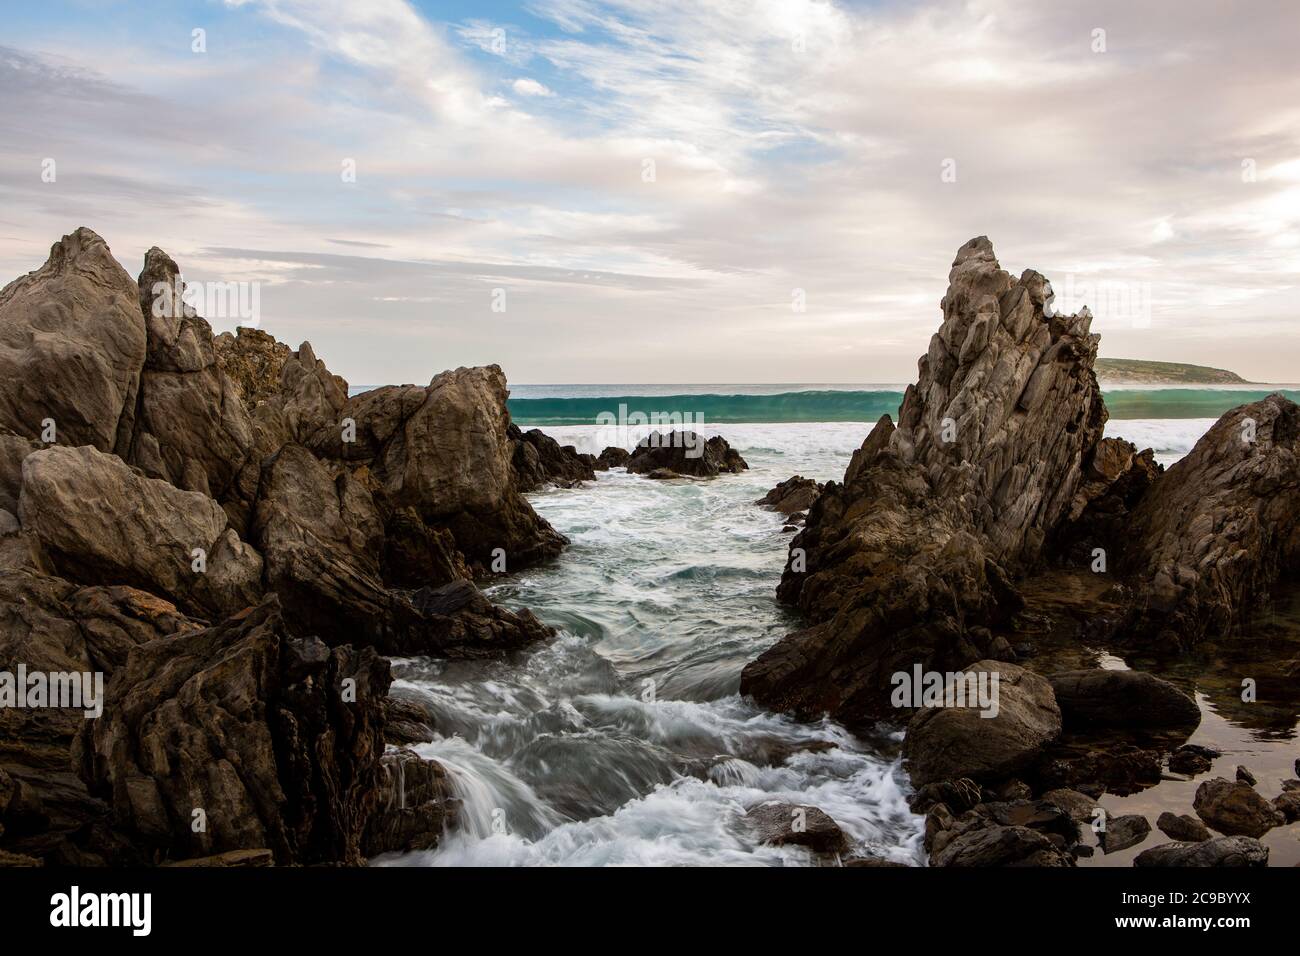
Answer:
[0, 568, 196, 866]
[312, 367, 567, 574]
[743, 238, 1105, 726]
[902, 662, 1062, 787]
[128, 248, 254, 504]
[82, 599, 389, 865]
[510, 424, 596, 491]
[0, 228, 146, 455]
[1122, 393, 1300, 651]
[19, 445, 262, 619]
[626, 432, 748, 478]
[214, 327, 293, 410]
[363, 749, 457, 856]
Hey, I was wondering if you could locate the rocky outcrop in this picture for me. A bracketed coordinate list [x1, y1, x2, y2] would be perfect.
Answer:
[1051, 437, 1161, 564]
[1121, 393, 1300, 651]
[82, 599, 389, 865]
[626, 432, 748, 478]
[755, 476, 822, 517]
[19, 445, 263, 619]
[510, 424, 596, 491]
[1047, 669, 1199, 730]
[214, 327, 293, 410]
[743, 238, 1105, 726]
[314, 367, 567, 574]
[1192, 777, 1285, 837]
[128, 248, 255, 505]
[902, 662, 1062, 787]
[0, 568, 196, 865]
[1134, 836, 1269, 867]
[0, 228, 145, 456]
[363, 749, 457, 856]
[595, 446, 630, 470]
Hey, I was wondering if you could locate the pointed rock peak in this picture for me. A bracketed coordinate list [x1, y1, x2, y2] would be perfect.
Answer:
[952, 235, 998, 266]
[37, 227, 129, 282]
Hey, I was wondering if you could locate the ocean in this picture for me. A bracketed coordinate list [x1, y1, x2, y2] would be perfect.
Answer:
[369, 384, 1299, 867]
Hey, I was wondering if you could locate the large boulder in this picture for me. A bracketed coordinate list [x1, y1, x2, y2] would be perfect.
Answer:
[902, 661, 1062, 787]
[1121, 393, 1300, 650]
[1047, 669, 1199, 731]
[744, 802, 848, 854]
[312, 366, 567, 574]
[0, 228, 146, 456]
[743, 238, 1105, 726]
[81, 599, 390, 865]
[18, 445, 262, 618]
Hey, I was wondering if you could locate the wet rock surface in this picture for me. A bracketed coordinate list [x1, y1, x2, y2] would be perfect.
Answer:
[626, 431, 748, 478]
[744, 802, 848, 854]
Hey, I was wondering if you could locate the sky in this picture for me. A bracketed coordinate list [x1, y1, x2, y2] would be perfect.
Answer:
[1, 0, 1298, 386]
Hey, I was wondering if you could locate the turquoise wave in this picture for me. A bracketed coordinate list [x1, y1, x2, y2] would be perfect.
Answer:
[506, 388, 1300, 426]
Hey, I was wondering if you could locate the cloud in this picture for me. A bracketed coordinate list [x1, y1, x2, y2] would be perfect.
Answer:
[1, 0, 1298, 384]
[511, 77, 553, 97]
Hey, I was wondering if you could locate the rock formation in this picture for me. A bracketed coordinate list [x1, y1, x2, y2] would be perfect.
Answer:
[510, 424, 596, 491]
[0, 228, 566, 866]
[743, 237, 1106, 725]
[626, 431, 748, 478]
[1120, 393, 1300, 651]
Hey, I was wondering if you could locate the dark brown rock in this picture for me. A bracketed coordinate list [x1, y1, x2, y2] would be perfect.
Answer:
[1157, 811, 1211, 842]
[595, 446, 630, 469]
[626, 431, 748, 478]
[1193, 777, 1285, 837]
[1122, 393, 1300, 650]
[510, 424, 595, 491]
[1134, 836, 1268, 867]
[1047, 669, 1199, 731]
[363, 749, 457, 856]
[743, 238, 1105, 726]
[933, 823, 1073, 867]
[82, 599, 389, 865]
[745, 802, 847, 854]
[902, 662, 1061, 787]
[1098, 812, 1150, 853]
[755, 476, 823, 516]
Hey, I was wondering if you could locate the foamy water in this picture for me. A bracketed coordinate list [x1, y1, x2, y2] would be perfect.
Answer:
[378, 418, 1214, 867]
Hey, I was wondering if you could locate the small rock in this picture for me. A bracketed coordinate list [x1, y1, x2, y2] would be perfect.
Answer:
[1157, 811, 1211, 842]
[1041, 788, 1097, 823]
[1273, 791, 1300, 823]
[1193, 777, 1285, 838]
[1235, 765, 1256, 786]
[1099, 813, 1151, 853]
[745, 803, 847, 854]
[1168, 745, 1213, 776]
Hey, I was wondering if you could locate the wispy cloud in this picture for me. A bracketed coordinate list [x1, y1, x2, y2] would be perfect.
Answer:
[0, 0, 1297, 383]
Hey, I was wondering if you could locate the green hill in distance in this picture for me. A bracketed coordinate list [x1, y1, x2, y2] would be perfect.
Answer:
[1095, 358, 1250, 385]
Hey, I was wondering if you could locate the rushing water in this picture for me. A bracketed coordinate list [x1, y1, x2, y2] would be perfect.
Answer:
[378, 418, 1232, 867]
